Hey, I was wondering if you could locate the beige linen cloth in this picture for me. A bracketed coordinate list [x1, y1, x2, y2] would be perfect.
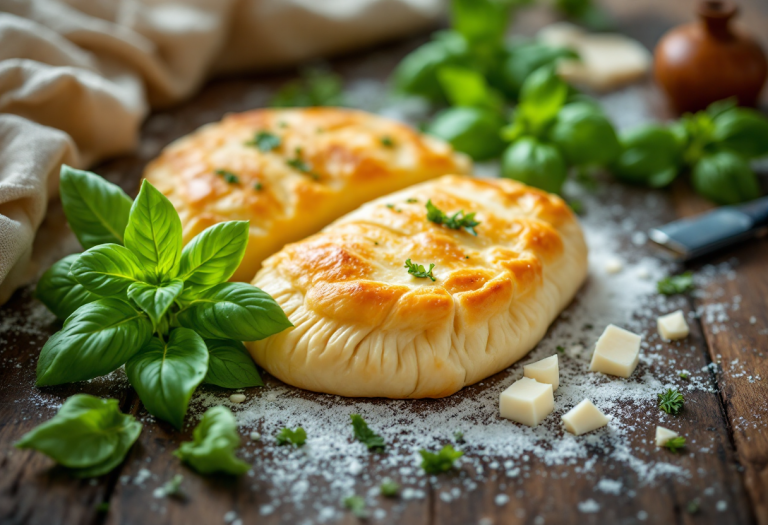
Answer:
[0, 0, 443, 305]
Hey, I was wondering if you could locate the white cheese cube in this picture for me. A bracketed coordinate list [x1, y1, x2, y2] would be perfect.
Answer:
[562, 399, 609, 435]
[657, 310, 689, 340]
[655, 426, 679, 447]
[604, 258, 623, 274]
[499, 377, 554, 427]
[589, 324, 642, 378]
[524, 355, 560, 391]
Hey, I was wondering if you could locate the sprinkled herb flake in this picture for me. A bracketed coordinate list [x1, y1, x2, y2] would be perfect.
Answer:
[380, 136, 395, 147]
[426, 200, 480, 236]
[350, 414, 385, 452]
[657, 271, 694, 295]
[663, 436, 686, 453]
[380, 479, 400, 497]
[246, 131, 281, 152]
[385, 203, 401, 213]
[343, 495, 367, 518]
[658, 388, 684, 415]
[253, 182, 263, 191]
[419, 444, 463, 474]
[215, 169, 240, 184]
[556, 345, 565, 353]
[406, 198, 419, 203]
[405, 259, 436, 281]
[276, 427, 306, 447]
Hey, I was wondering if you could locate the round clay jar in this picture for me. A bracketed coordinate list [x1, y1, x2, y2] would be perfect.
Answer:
[654, 0, 767, 114]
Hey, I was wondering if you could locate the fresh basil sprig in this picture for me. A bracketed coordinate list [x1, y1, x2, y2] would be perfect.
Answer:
[15, 394, 141, 477]
[35, 166, 292, 429]
[174, 406, 249, 475]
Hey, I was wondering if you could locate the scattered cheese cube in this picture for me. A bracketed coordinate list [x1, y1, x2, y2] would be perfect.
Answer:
[562, 399, 609, 435]
[655, 426, 679, 447]
[657, 310, 689, 340]
[589, 324, 642, 378]
[604, 258, 623, 274]
[499, 377, 554, 427]
[524, 355, 560, 391]
[229, 394, 246, 403]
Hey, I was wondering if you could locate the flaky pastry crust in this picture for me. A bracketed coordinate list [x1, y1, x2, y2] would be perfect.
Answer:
[247, 176, 588, 398]
[143, 108, 470, 281]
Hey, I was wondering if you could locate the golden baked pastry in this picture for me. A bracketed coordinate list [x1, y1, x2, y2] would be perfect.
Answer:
[246, 175, 588, 398]
[143, 108, 470, 281]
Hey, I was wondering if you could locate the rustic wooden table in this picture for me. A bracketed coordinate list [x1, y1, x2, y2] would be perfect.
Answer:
[1, 2, 767, 524]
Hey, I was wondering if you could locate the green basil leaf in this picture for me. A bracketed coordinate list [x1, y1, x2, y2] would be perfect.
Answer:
[611, 125, 683, 188]
[36, 299, 152, 386]
[177, 282, 292, 341]
[125, 329, 208, 429]
[204, 339, 263, 389]
[35, 254, 98, 319]
[127, 279, 184, 327]
[501, 41, 578, 98]
[451, 0, 511, 45]
[501, 137, 567, 194]
[692, 151, 761, 205]
[178, 221, 249, 294]
[426, 107, 506, 161]
[436, 65, 504, 112]
[712, 107, 768, 159]
[70, 244, 145, 296]
[518, 65, 568, 131]
[59, 165, 133, 249]
[124, 180, 182, 282]
[393, 31, 470, 103]
[174, 406, 249, 475]
[15, 394, 141, 476]
[548, 102, 620, 166]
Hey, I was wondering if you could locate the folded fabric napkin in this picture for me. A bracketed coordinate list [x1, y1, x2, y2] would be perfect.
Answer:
[0, 0, 443, 304]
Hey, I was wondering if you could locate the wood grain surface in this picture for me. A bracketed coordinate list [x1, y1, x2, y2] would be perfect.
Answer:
[1, 2, 767, 525]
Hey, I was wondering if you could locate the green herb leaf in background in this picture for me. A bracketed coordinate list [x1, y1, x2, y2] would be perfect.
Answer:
[426, 106, 507, 160]
[70, 244, 145, 297]
[15, 394, 141, 477]
[124, 180, 183, 282]
[276, 427, 307, 447]
[175, 406, 250, 475]
[437, 65, 504, 112]
[516, 65, 568, 134]
[691, 151, 761, 205]
[548, 102, 621, 166]
[501, 137, 567, 194]
[126, 329, 208, 429]
[204, 339, 263, 389]
[611, 125, 683, 188]
[177, 221, 249, 295]
[127, 279, 184, 328]
[36, 299, 152, 386]
[501, 41, 578, 98]
[419, 444, 464, 474]
[350, 414, 386, 452]
[343, 495, 368, 519]
[177, 282, 292, 341]
[59, 166, 132, 249]
[711, 106, 768, 159]
[35, 254, 98, 320]
[657, 271, 694, 295]
[270, 67, 344, 108]
[664, 436, 686, 453]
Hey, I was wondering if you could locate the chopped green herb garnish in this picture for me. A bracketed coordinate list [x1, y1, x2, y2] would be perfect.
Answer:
[453, 431, 465, 443]
[343, 495, 367, 518]
[419, 444, 463, 474]
[405, 259, 436, 281]
[270, 67, 344, 108]
[286, 157, 311, 173]
[657, 271, 694, 295]
[385, 203, 401, 213]
[215, 169, 240, 184]
[276, 427, 306, 447]
[406, 198, 418, 203]
[679, 372, 689, 380]
[246, 131, 281, 152]
[350, 414, 385, 452]
[380, 478, 400, 497]
[426, 200, 480, 236]
[687, 498, 701, 515]
[556, 345, 565, 353]
[158, 474, 184, 498]
[254, 182, 263, 191]
[664, 436, 686, 453]
[96, 502, 110, 513]
[381, 136, 395, 147]
[658, 388, 684, 415]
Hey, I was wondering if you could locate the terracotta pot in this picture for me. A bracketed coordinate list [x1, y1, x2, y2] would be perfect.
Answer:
[654, 0, 767, 114]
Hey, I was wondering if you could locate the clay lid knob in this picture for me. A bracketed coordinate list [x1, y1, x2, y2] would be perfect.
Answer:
[698, 1, 737, 40]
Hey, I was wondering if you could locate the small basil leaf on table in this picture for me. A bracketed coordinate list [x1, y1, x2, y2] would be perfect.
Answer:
[177, 221, 249, 294]
[127, 279, 184, 327]
[125, 328, 209, 429]
[35, 254, 98, 319]
[174, 406, 249, 475]
[611, 125, 683, 188]
[124, 180, 182, 282]
[691, 151, 761, 205]
[70, 244, 145, 296]
[548, 102, 620, 166]
[426, 107, 506, 161]
[517, 65, 569, 132]
[711, 107, 768, 159]
[204, 339, 263, 389]
[15, 394, 141, 476]
[501, 137, 567, 194]
[36, 299, 152, 386]
[59, 165, 133, 249]
[177, 282, 293, 341]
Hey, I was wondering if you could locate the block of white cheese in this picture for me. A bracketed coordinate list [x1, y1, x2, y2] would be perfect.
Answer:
[537, 22, 651, 92]
[589, 324, 642, 378]
[524, 355, 560, 391]
[657, 310, 690, 340]
[562, 399, 609, 435]
[655, 426, 679, 447]
[499, 377, 554, 427]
